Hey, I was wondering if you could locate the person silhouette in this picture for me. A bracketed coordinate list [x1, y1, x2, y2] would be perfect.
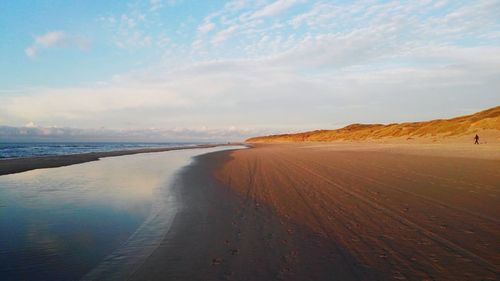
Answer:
[474, 134, 479, 144]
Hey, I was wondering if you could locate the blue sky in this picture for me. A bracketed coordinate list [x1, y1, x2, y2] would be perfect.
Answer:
[0, 1, 221, 88]
[1, 0, 499, 141]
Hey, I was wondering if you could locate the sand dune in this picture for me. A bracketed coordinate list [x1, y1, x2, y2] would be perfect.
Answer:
[248, 106, 500, 143]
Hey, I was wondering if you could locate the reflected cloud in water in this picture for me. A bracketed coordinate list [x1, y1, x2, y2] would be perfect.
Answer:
[0, 146, 243, 280]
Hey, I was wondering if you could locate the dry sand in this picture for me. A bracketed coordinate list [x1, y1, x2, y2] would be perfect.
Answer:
[131, 142, 499, 280]
[214, 143, 500, 280]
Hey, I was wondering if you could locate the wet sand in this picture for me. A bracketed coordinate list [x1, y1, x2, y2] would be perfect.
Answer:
[0, 144, 229, 176]
[131, 148, 348, 281]
[134, 143, 499, 280]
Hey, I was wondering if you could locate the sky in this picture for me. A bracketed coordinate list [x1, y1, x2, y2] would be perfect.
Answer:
[0, 0, 499, 141]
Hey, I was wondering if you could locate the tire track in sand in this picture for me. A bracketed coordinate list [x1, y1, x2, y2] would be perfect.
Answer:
[274, 151, 499, 275]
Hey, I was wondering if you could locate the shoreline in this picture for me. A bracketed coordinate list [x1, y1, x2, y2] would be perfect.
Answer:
[0, 143, 245, 176]
[80, 145, 247, 281]
[129, 147, 349, 280]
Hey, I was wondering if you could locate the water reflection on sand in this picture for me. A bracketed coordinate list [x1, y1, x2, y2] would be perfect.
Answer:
[0, 146, 243, 281]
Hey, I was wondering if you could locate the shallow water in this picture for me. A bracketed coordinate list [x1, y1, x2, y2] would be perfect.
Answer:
[0, 146, 242, 280]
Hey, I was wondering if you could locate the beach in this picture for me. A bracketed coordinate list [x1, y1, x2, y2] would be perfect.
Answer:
[132, 142, 499, 280]
[3, 1, 499, 279]
[1, 142, 499, 280]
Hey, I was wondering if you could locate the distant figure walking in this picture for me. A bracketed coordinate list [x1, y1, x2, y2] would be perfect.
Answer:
[474, 134, 480, 144]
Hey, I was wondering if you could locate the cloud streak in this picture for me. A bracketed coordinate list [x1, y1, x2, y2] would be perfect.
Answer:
[25, 31, 90, 57]
[250, 0, 303, 19]
[0, 124, 269, 142]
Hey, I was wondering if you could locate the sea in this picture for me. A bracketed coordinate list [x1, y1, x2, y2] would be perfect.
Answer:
[0, 142, 206, 159]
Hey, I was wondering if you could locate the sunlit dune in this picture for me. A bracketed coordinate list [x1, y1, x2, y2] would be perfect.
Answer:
[247, 106, 500, 143]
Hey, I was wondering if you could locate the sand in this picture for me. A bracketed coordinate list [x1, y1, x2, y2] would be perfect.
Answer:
[213, 143, 500, 280]
[131, 148, 360, 281]
[3, 142, 498, 280]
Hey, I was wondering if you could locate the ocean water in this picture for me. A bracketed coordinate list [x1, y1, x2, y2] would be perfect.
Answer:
[0, 142, 204, 159]
[0, 145, 244, 280]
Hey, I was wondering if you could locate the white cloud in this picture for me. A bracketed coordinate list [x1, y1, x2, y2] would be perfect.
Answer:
[25, 46, 37, 57]
[24, 121, 36, 128]
[150, 0, 163, 11]
[121, 14, 138, 28]
[35, 31, 66, 47]
[250, 0, 303, 19]
[211, 26, 238, 44]
[103, 7, 155, 49]
[198, 21, 216, 34]
[25, 31, 90, 58]
[224, 0, 251, 12]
